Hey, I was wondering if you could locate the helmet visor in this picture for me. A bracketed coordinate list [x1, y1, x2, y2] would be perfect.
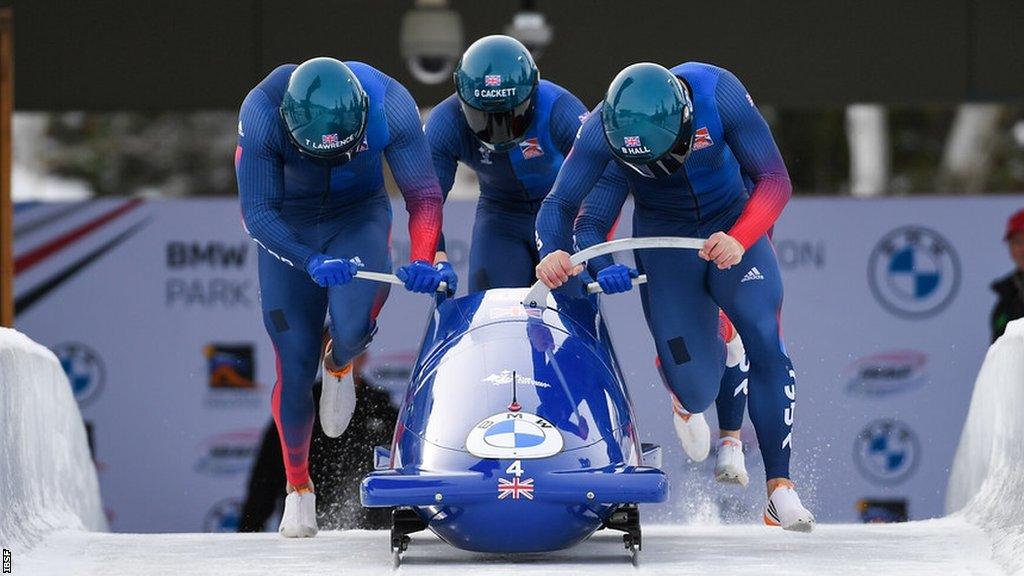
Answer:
[460, 96, 535, 150]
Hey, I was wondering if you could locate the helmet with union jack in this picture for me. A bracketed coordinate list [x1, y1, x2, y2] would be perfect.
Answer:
[602, 63, 694, 179]
[454, 35, 539, 151]
[280, 57, 368, 163]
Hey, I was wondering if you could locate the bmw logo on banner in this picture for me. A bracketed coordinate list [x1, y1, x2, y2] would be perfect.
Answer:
[868, 226, 960, 319]
[466, 412, 563, 459]
[52, 342, 106, 406]
[853, 419, 920, 485]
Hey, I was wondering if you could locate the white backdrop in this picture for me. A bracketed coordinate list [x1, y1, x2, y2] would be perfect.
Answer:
[11, 195, 1023, 531]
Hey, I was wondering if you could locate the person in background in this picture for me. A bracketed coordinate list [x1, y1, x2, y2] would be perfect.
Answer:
[991, 208, 1024, 342]
[237, 353, 398, 532]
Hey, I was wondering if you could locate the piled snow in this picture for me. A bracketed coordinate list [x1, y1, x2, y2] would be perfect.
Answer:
[0, 328, 107, 553]
[947, 319, 1024, 576]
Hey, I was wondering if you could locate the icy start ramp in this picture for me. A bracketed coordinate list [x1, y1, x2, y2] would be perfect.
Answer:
[17, 520, 1003, 576]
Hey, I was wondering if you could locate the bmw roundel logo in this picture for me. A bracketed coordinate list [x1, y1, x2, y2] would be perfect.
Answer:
[853, 419, 920, 485]
[483, 419, 547, 449]
[466, 411, 563, 459]
[868, 226, 960, 319]
[52, 342, 106, 406]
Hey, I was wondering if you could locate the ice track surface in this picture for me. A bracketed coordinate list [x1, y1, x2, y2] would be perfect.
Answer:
[19, 520, 1002, 576]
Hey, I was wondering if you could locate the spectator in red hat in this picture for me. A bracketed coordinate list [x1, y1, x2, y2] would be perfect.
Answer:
[991, 209, 1024, 341]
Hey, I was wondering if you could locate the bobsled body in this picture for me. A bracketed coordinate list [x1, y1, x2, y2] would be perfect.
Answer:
[362, 288, 668, 553]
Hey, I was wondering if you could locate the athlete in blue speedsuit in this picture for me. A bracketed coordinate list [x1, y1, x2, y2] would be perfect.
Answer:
[235, 57, 455, 538]
[535, 62, 815, 531]
[429, 37, 750, 474]
[425, 35, 587, 292]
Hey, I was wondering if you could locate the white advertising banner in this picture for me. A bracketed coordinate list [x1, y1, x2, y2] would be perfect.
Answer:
[12, 196, 1023, 531]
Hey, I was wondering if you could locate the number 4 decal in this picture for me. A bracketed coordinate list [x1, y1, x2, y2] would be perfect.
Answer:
[506, 460, 524, 477]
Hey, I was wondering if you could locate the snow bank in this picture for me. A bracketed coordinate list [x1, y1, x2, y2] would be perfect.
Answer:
[947, 319, 1024, 576]
[0, 328, 107, 553]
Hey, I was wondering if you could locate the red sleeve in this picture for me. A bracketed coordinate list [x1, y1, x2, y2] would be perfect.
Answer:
[727, 176, 791, 249]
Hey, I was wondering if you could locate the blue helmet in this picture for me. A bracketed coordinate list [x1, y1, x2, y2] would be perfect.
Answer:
[454, 35, 539, 151]
[601, 63, 694, 178]
[280, 57, 368, 163]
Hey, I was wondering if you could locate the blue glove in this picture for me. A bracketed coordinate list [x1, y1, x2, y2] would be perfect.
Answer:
[596, 264, 639, 294]
[435, 261, 458, 294]
[396, 260, 442, 293]
[306, 254, 358, 287]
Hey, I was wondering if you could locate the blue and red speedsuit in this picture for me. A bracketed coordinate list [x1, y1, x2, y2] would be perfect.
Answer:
[236, 62, 442, 487]
[536, 62, 795, 480]
[425, 80, 587, 292]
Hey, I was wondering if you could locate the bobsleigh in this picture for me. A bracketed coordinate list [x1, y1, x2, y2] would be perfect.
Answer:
[359, 238, 702, 564]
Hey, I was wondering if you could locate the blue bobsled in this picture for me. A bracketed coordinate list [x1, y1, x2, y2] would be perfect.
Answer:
[361, 280, 669, 561]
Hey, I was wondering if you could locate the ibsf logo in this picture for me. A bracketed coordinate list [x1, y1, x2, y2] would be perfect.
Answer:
[52, 342, 105, 406]
[195, 429, 262, 476]
[844, 350, 928, 397]
[203, 498, 242, 533]
[853, 419, 920, 485]
[868, 226, 960, 319]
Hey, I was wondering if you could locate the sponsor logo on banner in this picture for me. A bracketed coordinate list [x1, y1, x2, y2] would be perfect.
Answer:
[203, 498, 242, 532]
[466, 412, 563, 459]
[853, 419, 920, 485]
[774, 239, 826, 270]
[858, 498, 909, 523]
[165, 241, 253, 309]
[844, 350, 928, 397]
[868, 226, 960, 319]
[52, 342, 106, 406]
[194, 429, 262, 476]
[204, 343, 261, 409]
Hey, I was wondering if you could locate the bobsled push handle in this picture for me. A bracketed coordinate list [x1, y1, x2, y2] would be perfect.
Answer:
[354, 270, 449, 294]
[523, 236, 706, 308]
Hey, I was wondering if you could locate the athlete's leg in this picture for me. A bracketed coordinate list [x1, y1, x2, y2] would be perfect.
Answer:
[323, 197, 393, 368]
[468, 204, 538, 292]
[258, 249, 327, 490]
[716, 311, 748, 435]
[708, 237, 794, 483]
[636, 244, 723, 415]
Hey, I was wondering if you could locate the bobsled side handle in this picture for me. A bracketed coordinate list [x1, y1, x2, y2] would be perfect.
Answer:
[524, 237, 705, 308]
[355, 270, 448, 294]
[586, 274, 648, 294]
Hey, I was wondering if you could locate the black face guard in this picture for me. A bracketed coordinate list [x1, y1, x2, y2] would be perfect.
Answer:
[460, 96, 536, 151]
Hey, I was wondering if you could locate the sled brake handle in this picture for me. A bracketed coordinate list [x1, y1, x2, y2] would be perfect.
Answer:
[354, 270, 449, 294]
[523, 236, 706, 308]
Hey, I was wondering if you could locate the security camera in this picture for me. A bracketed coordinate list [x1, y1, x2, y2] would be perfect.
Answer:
[400, 1, 464, 85]
[504, 10, 553, 59]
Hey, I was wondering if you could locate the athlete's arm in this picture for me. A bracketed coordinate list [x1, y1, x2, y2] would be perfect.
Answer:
[423, 99, 461, 260]
[573, 163, 630, 272]
[718, 69, 792, 250]
[236, 89, 317, 269]
[534, 112, 613, 288]
[383, 79, 444, 264]
[549, 92, 588, 157]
